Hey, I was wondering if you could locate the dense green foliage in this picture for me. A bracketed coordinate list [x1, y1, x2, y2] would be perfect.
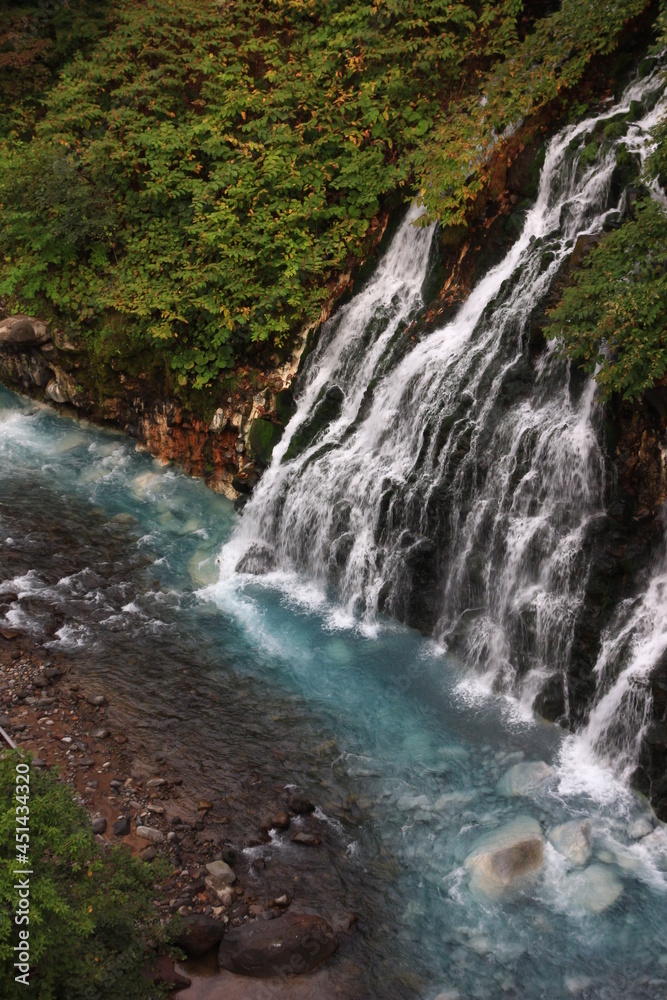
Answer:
[548, 199, 667, 401]
[0, 1, 109, 136]
[0, 751, 167, 999]
[417, 0, 651, 225]
[0, 0, 525, 387]
[0, 0, 661, 390]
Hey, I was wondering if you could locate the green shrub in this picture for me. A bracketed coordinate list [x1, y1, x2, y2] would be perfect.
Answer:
[0, 750, 168, 999]
[547, 198, 667, 401]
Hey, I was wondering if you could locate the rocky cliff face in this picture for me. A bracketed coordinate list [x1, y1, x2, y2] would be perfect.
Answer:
[0, 311, 289, 498]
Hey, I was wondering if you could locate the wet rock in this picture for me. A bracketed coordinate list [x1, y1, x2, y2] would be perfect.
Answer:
[45, 379, 70, 404]
[628, 816, 653, 840]
[262, 811, 290, 831]
[136, 825, 166, 844]
[174, 914, 226, 958]
[497, 761, 554, 797]
[465, 816, 544, 899]
[548, 820, 592, 865]
[291, 832, 320, 847]
[235, 543, 277, 575]
[87, 694, 108, 707]
[206, 879, 235, 906]
[0, 315, 50, 349]
[91, 817, 107, 835]
[218, 913, 338, 978]
[113, 816, 131, 837]
[205, 860, 236, 884]
[146, 777, 167, 788]
[565, 864, 623, 913]
[287, 795, 315, 815]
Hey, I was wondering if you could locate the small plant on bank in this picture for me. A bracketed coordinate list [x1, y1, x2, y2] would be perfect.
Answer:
[0, 750, 168, 1000]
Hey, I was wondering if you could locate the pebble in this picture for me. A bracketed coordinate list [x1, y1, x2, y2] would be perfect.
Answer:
[140, 846, 158, 862]
[146, 777, 168, 789]
[262, 811, 291, 831]
[92, 728, 110, 739]
[291, 832, 321, 847]
[113, 816, 131, 837]
[205, 879, 235, 906]
[92, 817, 107, 835]
[87, 694, 108, 707]
[136, 825, 166, 844]
[205, 860, 236, 884]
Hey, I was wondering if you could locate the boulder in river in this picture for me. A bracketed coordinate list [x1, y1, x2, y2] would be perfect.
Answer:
[628, 816, 653, 840]
[547, 820, 592, 865]
[235, 543, 277, 575]
[465, 816, 545, 899]
[218, 913, 338, 978]
[497, 761, 554, 797]
[564, 863, 623, 913]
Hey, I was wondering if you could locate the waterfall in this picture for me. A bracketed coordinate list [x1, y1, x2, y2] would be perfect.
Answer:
[225, 65, 667, 774]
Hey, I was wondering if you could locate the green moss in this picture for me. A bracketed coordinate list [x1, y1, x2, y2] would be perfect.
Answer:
[247, 417, 283, 466]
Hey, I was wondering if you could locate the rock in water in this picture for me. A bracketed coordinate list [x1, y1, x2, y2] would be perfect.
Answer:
[175, 914, 226, 958]
[548, 820, 592, 865]
[218, 913, 338, 978]
[465, 816, 545, 899]
[497, 761, 554, 797]
[628, 816, 653, 840]
[235, 543, 277, 575]
[565, 864, 623, 913]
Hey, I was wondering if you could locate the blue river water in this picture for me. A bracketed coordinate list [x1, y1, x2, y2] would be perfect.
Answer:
[1, 384, 666, 1000]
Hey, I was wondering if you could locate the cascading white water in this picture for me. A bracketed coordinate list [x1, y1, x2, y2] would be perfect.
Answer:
[573, 537, 667, 782]
[225, 65, 667, 776]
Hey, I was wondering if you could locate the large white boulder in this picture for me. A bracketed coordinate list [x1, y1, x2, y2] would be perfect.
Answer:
[547, 820, 592, 865]
[497, 761, 554, 797]
[564, 863, 623, 914]
[465, 816, 545, 899]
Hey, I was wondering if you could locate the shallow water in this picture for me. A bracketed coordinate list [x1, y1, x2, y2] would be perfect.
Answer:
[1, 385, 666, 999]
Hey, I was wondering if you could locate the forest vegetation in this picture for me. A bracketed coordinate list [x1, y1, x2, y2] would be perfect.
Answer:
[0, 0, 665, 398]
